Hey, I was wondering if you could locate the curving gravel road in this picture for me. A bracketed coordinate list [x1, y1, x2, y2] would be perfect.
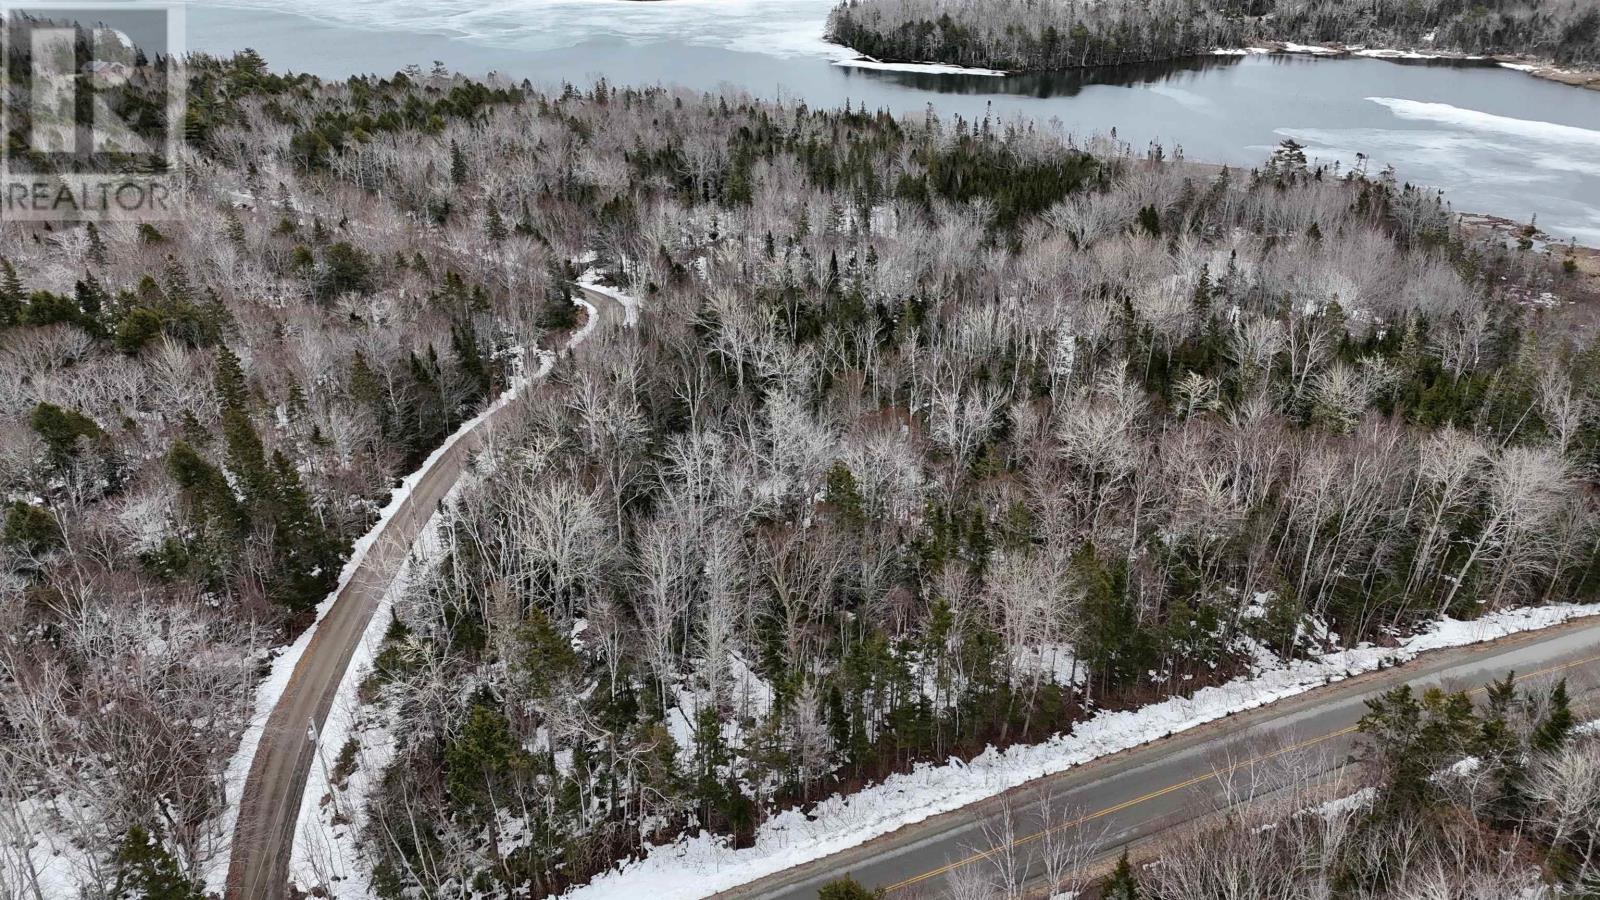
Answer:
[223, 286, 624, 900]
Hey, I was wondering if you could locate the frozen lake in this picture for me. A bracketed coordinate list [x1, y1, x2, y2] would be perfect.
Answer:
[185, 0, 1600, 242]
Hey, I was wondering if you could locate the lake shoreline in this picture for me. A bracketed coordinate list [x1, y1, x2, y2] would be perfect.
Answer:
[1493, 56, 1600, 92]
[831, 54, 1008, 76]
[831, 36, 1600, 93]
[182, 3, 1600, 244]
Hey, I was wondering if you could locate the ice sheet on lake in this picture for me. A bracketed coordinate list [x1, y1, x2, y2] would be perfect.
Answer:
[202, 0, 841, 58]
[1369, 97, 1600, 149]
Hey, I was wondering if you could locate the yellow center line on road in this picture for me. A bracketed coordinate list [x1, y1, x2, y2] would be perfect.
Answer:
[884, 648, 1600, 894]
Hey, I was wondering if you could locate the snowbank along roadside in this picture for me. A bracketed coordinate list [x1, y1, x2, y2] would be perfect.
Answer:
[284, 285, 638, 898]
[201, 335, 559, 894]
[562, 603, 1600, 900]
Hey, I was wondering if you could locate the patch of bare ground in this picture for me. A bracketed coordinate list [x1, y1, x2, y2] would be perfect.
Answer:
[1459, 212, 1600, 336]
[1495, 56, 1600, 91]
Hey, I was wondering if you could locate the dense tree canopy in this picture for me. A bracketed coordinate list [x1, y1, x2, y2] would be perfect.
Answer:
[0, 48, 525, 896]
[1, 45, 1594, 900]
[197, 70, 1588, 899]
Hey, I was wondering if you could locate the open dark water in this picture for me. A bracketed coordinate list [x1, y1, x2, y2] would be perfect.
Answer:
[185, 2, 1600, 242]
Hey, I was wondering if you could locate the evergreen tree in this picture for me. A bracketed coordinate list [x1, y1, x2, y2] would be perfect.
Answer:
[1476, 671, 1528, 822]
[85, 222, 108, 265]
[485, 202, 508, 242]
[222, 407, 274, 508]
[0, 257, 23, 327]
[30, 402, 104, 466]
[444, 694, 527, 820]
[163, 262, 194, 307]
[1136, 204, 1161, 236]
[825, 461, 867, 530]
[514, 606, 583, 701]
[1074, 542, 1150, 695]
[214, 345, 248, 412]
[167, 439, 244, 534]
[450, 320, 491, 398]
[348, 351, 385, 411]
[267, 449, 338, 612]
[111, 825, 205, 900]
[690, 705, 752, 835]
[74, 276, 108, 335]
[450, 139, 468, 185]
[224, 208, 247, 245]
[1358, 685, 1477, 812]
[4, 502, 62, 554]
[115, 307, 165, 354]
[20, 290, 86, 329]
[1191, 263, 1211, 314]
[179, 409, 209, 447]
[818, 876, 884, 900]
[1105, 851, 1140, 900]
[538, 263, 578, 331]
[316, 242, 375, 300]
[1531, 678, 1575, 753]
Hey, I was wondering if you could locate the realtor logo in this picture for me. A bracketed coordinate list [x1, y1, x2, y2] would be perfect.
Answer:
[1, 2, 185, 221]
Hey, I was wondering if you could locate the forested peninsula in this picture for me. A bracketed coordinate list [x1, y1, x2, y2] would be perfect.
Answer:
[827, 0, 1600, 74]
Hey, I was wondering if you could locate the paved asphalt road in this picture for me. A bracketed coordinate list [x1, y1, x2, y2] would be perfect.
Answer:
[223, 287, 620, 900]
[724, 615, 1600, 900]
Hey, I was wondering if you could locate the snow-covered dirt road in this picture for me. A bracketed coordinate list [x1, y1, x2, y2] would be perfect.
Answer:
[222, 285, 628, 900]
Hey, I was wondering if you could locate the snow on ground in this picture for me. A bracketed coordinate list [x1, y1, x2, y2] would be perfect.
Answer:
[10, 795, 106, 898]
[201, 342, 554, 895]
[1012, 643, 1084, 689]
[1311, 786, 1376, 820]
[1352, 47, 1482, 61]
[665, 652, 780, 756]
[288, 447, 465, 899]
[1352, 48, 1432, 60]
[832, 56, 1007, 77]
[283, 290, 637, 898]
[1217, 44, 1448, 59]
[1280, 42, 1344, 56]
[561, 602, 1600, 900]
[577, 269, 642, 327]
[1214, 41, 1345, 57]
[570, 296, 601, 350]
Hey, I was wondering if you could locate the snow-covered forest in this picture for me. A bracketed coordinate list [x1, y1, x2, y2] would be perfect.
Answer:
[0, 49, 568, 898]
[250, 67, 1596, 899]
[827, 0, 1600, 72]
[1, 44, 1598, 900]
